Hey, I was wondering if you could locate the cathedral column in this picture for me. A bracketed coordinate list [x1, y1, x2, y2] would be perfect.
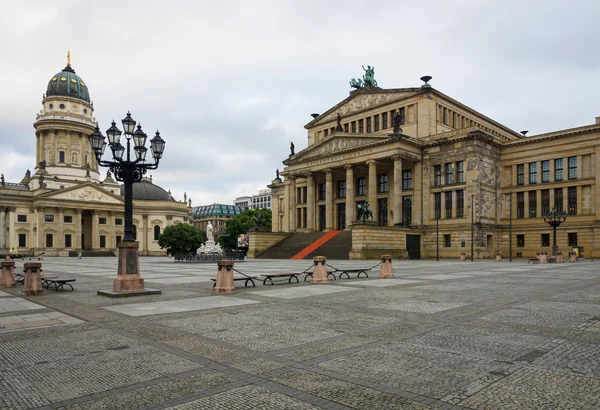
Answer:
[57, 207, 64, 248]
[143, 215, 149, 255]
[110, 211, 116, 249]
[0, 206, 6, 251]
[306, 172, 315, 231]
[324, 169, 334, 231]
[367, 160, 378, 223]
[345, 164, 355, 228]
[392, 156, 403, 225]
[8, 207, 16, 250]
[91, 210, 98, 249]
[75, 209, 83, 249]
[289, 176, 297, 232]
[36, 206, 45, 250]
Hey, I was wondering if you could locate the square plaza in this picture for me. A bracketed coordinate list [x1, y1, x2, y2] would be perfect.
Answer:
[0, 256, 599, 409]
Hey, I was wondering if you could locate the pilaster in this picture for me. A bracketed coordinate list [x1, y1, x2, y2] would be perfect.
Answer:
[344, 164, 354, 228]
[367, 160, 378, 223]
[392, 156, 402, 225]
[305, 172, 315, 231]
[324, 169, 334, 231]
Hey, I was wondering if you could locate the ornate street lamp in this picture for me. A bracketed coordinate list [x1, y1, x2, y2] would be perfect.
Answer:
[90, 112, 165, 296]
[543, 206, 567, 256]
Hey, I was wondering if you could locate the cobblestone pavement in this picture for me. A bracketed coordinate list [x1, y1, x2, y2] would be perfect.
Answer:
[0, 257, 599, 409]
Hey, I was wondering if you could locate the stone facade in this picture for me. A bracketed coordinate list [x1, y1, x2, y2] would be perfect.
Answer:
[270, 81, 600, 259]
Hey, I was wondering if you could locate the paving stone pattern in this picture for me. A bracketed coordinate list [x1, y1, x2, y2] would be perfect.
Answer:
[0, 256, 599, 409]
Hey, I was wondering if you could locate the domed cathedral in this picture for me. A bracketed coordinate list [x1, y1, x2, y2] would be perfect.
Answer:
[0, 53, 191, 257]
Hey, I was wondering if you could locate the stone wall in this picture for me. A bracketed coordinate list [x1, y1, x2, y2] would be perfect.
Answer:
[247, 231, 290, 258]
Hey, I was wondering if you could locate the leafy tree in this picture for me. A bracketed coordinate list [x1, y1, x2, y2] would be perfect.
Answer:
[158, 223, 206, 254]
[219, 208, 272, 250]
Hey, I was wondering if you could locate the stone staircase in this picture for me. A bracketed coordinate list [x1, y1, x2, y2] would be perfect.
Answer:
[257, 231, 352, 260]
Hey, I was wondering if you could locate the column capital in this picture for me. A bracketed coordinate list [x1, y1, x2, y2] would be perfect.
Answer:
[91, 210, 98, 215]
[323, 168, 333, 174]
[166, 215, 173, 220]
[35, 206, 46, 211]
[391, 155, 402, 162]
[0, 206, 7, 212]
[8, 206, 16, 212]
[343, 164, 353, 170]
[305, 171, 313, 179]
[366, 160, 376, 166]
[142, 214, 148, 220]
[57, 207, 64, 212]
[109, 211, 116, 216]
[76, 208, 83, 214]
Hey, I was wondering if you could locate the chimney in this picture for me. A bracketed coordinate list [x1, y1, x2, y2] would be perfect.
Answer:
[595, 117, 600, 125]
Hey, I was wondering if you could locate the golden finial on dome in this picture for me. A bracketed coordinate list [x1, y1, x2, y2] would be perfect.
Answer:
[67, 50, 71, 66]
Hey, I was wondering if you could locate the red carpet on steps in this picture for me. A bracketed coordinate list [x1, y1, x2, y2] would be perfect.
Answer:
[290, 230, 342, 260]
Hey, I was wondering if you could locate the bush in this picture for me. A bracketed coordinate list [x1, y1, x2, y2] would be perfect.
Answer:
[158, 223, 207, 255]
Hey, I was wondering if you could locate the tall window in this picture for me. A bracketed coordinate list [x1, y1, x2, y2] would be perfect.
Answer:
[115, 218, 123, 225]
[434, 192, 441, 219]
[318, 183, 325, 201]
[568, 187, 577, 215]
[100, 235, 106, 248]
[456, 161, 464, 183]
[445, 163, 453, 185]
[344, 123, 349, 133]
[366, 117, 372, 133]
[351, 121, 356, 133]
[555, 158, 563, 181]
[154, 225, 161, 241]
[374, 115, 379, 132]
[46, 233, 53, 248]
[517, 234, 525, 247]
[17, 215, 27, 222]
[444, 234, 451, 247]
[402, 170, 412, 190]
[358, 119, 364, 133]
[517, 164, 524, 185]
[64, 215, 73, 223]
[555, 188, 563, 212]
[529, 191, 537, 217]
[516, 192, 524, 218]
[542, 189, 550, 216]
[65, 234, 72, 248]
[398, 107, 406, 125]
[45, 215, 54, 222]
[456, 189, 464, 217]
[324, 129, 329, 137]
[356, 177, 366, 196]
[542, 160, 550, 183]
[99, 217, 107, 225]
[59, 151, 65, 163]
[378, 173, 388, 193]
[568, 156, 577, 179]
[541, 233, 550, 247]
[382, 112, 388, 129]
[568, 233, 578, 246]
[19, 233, 26, 247]
[445, 191, 452, 218]
[434, 165, 442, 186]
[378, 198, 388, 226]
[337, 181, 346, 198]
[529, 162, 537, 184]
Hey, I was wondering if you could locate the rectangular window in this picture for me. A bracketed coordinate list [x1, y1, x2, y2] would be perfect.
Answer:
[568, 156, 577, 179]
[517, 164, 524, 185]
[59, 151, 65, 163]
[302, 187, 307, 204]
[445, 163, 453, 185]
[529, 191, 537, 217]
[45, 215, 54, 222]
[517, 234, 525, 247]
[434, 192, 441, 219]
[374, 115, 379, 132]
[434, 165, 442, 186]
[356, 177, 366, 196]
[100, 235, 106, 248]
[99, 217, 107, 225]
[456, 190, 464, 217]
[46, 233, 53, 248]
[65, 234, 72, 248]
[318, 183, 325, 201]
[568, 232, 578, 247]
[17, 215, 27, 222]
[398, 107, 406, 125]
[555, 188, 563, 213]
[324, 129, 329, 137]
[18, 233, 26, 247]
[116, 236, 122, 246]
[296, 187, 302, 204]
[337, 181, 346, 198]
[541, 233, 550, 247]
[382, 112, 388, 129]
[542, 160, 550, 183]
[378, 173, 388, 193]
[351, 121, 356, 133]
[445, 191, 452, 218]
[542, 189, 550, 216]
[456, 161, 464, 183]
[344, 123, 348, 133]
[64, 215, 73, 223]
[378, 198, 388, 226]
[568, 187, 577, 215]
[115, 218, 123, 225]
[402, 170, 412, 190]
[529, 162, 537, 184]
[358, 119, 364, 133]
[442, 107, 447, 125]
[516, 192, 524, 218]
[444, 234, 451, 248]
[366, 117, 372, 133]
[555, 158, 563, 181]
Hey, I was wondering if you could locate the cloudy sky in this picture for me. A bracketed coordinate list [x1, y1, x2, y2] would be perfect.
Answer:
[1, 0, 599, 205]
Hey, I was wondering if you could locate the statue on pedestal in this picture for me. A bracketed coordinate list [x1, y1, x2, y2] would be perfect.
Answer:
[1, 174, 4, 188]
[290, 141, 295, 157]
[393, 110, 403, 134]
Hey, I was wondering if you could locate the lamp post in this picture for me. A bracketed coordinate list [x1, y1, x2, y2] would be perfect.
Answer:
[543, 206, 567, 256]
[509, 191, 512, 262]
[90, 112, 165, 295]
[471, 194, 474, 262]
[436, 191, 440, 261]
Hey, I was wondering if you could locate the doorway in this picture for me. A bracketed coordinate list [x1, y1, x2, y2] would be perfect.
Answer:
[81, 210, 93, 250]
[406, 234, 421, 260]
[337, 203, 346, 230]
[318, 205, 326, 231]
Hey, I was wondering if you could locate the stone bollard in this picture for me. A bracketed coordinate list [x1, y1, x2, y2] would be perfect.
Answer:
[214, 260, 235, 294]
[496, 251, 502, 262]
[0, 261, 16, 288]
[378, 255, 394, 279]
[540, 252, 548, 264]
[5, 255, 11, 261]
[556, 252, 563, 263]
[311, 256, 329, 284]
[569, 252, 577, 262]
[460, 253, 466, 261]
[23, 262, 44, 296]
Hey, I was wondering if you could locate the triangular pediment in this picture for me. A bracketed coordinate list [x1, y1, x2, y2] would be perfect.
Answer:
[38, 183, 123, 204]
[307, 88, 422, 127]
[288, 134, 389, 164]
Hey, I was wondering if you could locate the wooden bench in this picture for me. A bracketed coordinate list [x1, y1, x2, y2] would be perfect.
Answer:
[44, 278, 76, 292]
[335, 268, 371, 279]
[211, 276, 257, 288]
[527, 258, 539, 264]
[302, 271, 338, 281]
[261, 273, 301, 286]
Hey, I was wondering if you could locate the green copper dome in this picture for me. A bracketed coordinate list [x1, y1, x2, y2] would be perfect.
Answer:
[46, 65, 90, 103]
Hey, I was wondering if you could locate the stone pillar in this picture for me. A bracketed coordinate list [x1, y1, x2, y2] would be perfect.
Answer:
[0, 206, 6, 251]
[91, 210, 98, 250]
[57, 207, 64, 248]
[378, 255, 394, 278]
[214, 259, 235, 293]
[311, 256, 329, 284]
[8, 207, 16, 250]
[496, 251, 502, 262]
[306, 172, 315, 231]
[142, 215, 149, 255]
[75, 209, 83, 249]
[324, 169, 334, 231]
[367, 160, 378, 223]
[113, 241, 145, 292]
[392, 156, 403, 225]
[109, 211, 116, 249]
[289, 176, 296, 232]
[36, 206, 45, 251]
[345, 164, 354, 227]
[0, 261, 16, 288]
[23, 262, 44, 296]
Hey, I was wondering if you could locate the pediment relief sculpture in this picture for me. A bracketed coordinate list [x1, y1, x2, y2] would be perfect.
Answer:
[317, 92, 415, 124]
[296, 136, 385, 161]
[49, 186, 122, 204]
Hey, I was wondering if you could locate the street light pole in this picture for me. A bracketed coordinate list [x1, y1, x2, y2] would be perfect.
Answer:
[436, 199, 439, 261]
[471, 194, 474, 262]
[509, 191, 512, 262]
[543, 206, 567, 256]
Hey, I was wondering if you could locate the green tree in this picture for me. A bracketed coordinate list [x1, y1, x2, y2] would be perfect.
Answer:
[219, 208, 272, 250]
[158, 223, 206, 255]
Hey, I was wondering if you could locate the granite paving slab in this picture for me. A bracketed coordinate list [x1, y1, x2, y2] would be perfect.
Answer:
[103, 296, 260, 316]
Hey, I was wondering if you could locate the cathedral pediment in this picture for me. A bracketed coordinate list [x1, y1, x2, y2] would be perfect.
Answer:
[37, 183, 123, 204]
[288, 134, 388, 164]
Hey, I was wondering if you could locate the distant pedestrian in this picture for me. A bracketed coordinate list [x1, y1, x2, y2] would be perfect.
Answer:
[77, 251, 82, 260]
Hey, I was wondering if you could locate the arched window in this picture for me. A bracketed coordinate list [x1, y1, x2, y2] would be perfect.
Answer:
[133, 225, 137, 241]
[154, 225, 160, 241]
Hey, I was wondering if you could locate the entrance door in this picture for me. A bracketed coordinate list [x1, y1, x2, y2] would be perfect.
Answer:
[318, 205, 326, 231]
[406, 234, 421, 260]
[337, 203, 346, 230]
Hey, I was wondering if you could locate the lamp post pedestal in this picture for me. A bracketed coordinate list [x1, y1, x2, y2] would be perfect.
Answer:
[113, 241, 144, 292]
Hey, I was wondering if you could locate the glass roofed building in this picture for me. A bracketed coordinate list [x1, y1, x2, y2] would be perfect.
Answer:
[191, 204, 248, 237]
